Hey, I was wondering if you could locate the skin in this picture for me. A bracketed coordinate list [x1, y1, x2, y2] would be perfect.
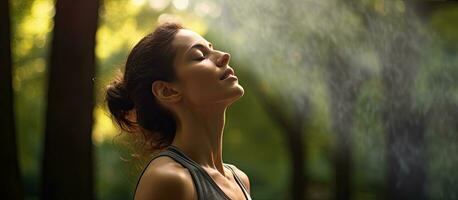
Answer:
[134, 29, 249, 200]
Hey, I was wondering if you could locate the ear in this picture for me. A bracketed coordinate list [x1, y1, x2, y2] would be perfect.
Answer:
[151, 81, 181, 103]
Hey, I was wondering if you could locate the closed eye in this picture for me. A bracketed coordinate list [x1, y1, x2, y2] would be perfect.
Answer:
[193, 56, 206, 61]
[192, 50, 207, 61]
[188, 43, 212, 62]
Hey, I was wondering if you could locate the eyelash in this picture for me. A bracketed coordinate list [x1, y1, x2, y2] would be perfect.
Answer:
[193, 51, 207, 61]
[194, 56, 206, 61]
[193, 46, 214, 62]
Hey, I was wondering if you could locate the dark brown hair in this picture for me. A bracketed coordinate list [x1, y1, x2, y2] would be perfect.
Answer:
[105, 22, 184, 151]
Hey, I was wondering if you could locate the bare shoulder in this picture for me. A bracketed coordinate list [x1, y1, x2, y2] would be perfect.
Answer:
[134, 156, 196, 200]
[227, 164, 251, 193]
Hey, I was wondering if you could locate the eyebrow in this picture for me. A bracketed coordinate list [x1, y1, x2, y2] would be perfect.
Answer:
[185, 42, 213, 55]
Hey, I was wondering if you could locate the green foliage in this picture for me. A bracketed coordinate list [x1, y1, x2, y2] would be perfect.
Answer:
[11, 0, 458, 199]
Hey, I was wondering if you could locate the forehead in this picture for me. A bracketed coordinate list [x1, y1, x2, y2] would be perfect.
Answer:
[173, 29, 208, 54]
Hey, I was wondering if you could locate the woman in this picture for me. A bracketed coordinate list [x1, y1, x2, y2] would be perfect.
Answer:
[105, 22, 252, 200]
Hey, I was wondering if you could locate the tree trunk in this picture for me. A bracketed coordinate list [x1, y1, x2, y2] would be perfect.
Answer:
[41, 0, 100, 199]
[260, 97, 307, 200]
[381, 54, 426, 200]
[342, 2, 427, 198]
[380, 11, 426, 199]
[383, 110, 426, 200]
[325, 47, 362, 200]
[265, 99, 307, 200]
[0, 0, 24, 199]
[248, 74, 309, 200]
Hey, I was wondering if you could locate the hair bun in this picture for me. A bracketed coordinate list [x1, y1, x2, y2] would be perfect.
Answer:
[106, 74, 135, 122]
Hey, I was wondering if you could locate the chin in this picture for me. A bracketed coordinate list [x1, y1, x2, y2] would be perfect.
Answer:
[227, 85, 245, 104]
[209, 85, 245, 106]
[235, 85, 245, 98]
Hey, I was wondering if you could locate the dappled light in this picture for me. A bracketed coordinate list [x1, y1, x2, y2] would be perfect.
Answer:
[4, 0, 458, 199]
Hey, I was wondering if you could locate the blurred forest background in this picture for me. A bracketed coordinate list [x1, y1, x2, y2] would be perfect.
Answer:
[1, 0, 458, 199]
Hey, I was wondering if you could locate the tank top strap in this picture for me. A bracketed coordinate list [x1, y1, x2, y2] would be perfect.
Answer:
[223, 164, 252, 200]
[134, 146, 231, 200]
[167, 145, 231, 200]
[133, 149, 206, 199]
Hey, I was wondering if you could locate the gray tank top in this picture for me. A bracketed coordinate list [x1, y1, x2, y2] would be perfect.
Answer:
[134, 145, 252, 200]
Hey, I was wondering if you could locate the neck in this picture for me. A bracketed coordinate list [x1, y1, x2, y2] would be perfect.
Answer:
[171, 103, 227, 174]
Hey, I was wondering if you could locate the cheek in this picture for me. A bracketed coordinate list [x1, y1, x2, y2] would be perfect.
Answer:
[180, 65, 216, 85]
[178, 66, 221, 102]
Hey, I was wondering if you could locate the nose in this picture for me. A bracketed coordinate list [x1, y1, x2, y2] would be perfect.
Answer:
[216, 52, 231, 68]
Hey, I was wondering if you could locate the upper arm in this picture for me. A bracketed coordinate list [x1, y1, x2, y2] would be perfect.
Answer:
[134, 165, 193, 200]
[231, 165, 251, 194]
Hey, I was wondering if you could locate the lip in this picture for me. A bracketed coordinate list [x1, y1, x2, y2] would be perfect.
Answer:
[220, 68, 236, 80]
[223, 74, 238, 80]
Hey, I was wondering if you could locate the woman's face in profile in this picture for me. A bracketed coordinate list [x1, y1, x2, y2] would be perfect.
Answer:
[172, 29, 244, 107]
